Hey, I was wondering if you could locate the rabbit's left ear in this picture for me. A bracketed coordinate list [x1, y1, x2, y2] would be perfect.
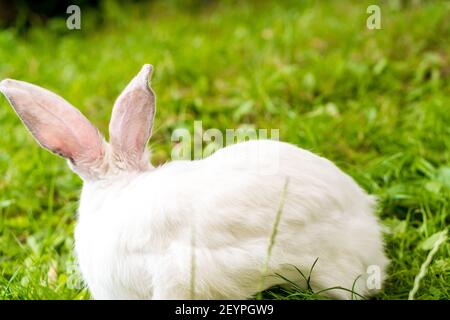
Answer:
[0, 79, 104, 169]
[109, 64, 156, 171]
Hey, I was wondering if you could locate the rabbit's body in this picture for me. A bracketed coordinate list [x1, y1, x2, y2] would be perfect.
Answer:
[75, 139, 388, 299]
[0, 64, 388, 300]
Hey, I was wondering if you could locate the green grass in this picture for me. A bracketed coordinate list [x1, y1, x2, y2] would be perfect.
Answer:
[0, 0, 449, 300]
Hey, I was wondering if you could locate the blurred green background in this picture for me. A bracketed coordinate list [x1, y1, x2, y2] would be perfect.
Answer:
[0, 0, 449, 299]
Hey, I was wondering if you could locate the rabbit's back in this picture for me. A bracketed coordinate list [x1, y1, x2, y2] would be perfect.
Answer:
[76, 139, 388, 299]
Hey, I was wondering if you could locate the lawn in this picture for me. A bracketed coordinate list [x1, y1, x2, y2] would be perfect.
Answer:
[0, 0, 449, 300]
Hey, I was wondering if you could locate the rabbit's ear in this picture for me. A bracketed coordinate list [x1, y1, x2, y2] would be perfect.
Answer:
[0, 79, 104, 167]
[109, 64, 156, 170]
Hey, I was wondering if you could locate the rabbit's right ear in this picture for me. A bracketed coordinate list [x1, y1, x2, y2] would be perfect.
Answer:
[109, 64, 156, 171]
[0, 79, 104, 171]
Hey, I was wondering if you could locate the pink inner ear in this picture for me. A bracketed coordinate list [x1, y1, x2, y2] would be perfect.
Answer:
[109, 64, 156, 169]
[0, 79, 104, 165]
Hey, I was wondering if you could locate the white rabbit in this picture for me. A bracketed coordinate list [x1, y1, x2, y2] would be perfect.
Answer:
[0, 64, 388, 300]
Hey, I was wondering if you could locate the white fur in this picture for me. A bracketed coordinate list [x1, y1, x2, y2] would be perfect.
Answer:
[1, 65, 389, 300]
[75, 139, 389, 299]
